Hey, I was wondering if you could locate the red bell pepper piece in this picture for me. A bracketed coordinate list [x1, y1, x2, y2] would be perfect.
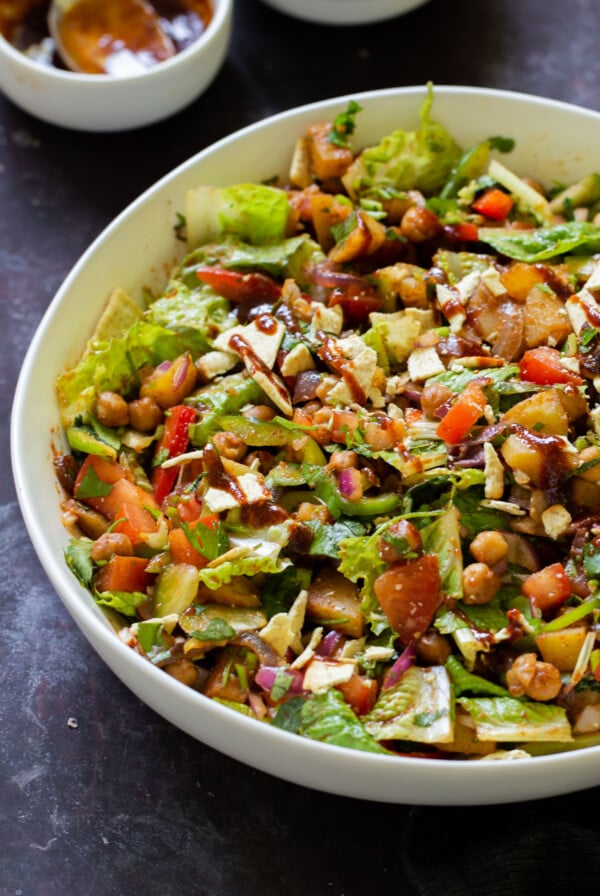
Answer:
[519, 346, 583, 385]
[151, 404, 197, 504]
[436, 380, 488, 445]
[196, 266, 282, 304]
[472, 187, 514, 221]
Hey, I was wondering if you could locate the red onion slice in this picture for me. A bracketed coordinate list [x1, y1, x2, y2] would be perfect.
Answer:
[382, 644, 416, 690]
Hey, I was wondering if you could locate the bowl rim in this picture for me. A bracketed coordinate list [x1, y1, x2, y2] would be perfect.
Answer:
[0, 0, 232, 83]
[11, 83, 600, 804]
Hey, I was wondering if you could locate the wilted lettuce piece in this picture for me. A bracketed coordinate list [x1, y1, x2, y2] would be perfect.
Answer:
[459, 696, 573, 742]
[342, 85, 461, 201]
[186, 183, 291, 248]
[420, 506, 463, 600]
[478, 221, 600, 262]
[94, 589, 148, 617]
[146, 280, 236, 354]
[446, 655, 509, 698]
[56, 320, 194, 428]
[364, 666, 454, 743]
[182, 234, 324, 288]
[299, 688, 389, 754]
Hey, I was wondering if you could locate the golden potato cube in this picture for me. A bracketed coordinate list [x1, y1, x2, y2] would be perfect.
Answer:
[536, 626, 588, 671]
[501, 389, 569, 436]
[523, 286, 572, 348]
[500, 433, 544, 483]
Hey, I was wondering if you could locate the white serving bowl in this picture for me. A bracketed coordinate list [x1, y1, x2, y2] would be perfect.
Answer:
[259, 0, 430, 24]
[11, 85, 600, 805]
[0, 0, 232, 131]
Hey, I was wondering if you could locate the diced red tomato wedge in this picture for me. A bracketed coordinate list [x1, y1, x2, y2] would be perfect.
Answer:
[151, 404, 197, 505]
[519, 346, 583, 385]
[472, 187, 515, 221]
[336, 674, 378, 716]
[95, 555, 152, 593]
[168, 514, 219, 568]
[328, 284, 383, 324]
[443, 221, 479, 243]
[521, 562, 571, 615]
[374, 554, 442, 645]
[74, 456, 158, 517]
[196, 266, 281, 304]
[436, 380, 488, 445]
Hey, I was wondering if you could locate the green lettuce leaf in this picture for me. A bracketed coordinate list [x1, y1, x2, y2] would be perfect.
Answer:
[94, 589, 147, 617]
[459, 696, 573, 742]
[363, 666, 454, 743]
[183, 234, 324, 287]
[145, 279, 236, 354]
[185, 183, 291, 247]
[299, 689, 389, 754]
[478, 221, 600, 262]
[56, 320, 194, 427]
[420, 506, 463, 599]
[344, 84, 461, 200]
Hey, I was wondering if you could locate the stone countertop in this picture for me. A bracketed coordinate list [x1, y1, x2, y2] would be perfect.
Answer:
[3, 1, 600, 892]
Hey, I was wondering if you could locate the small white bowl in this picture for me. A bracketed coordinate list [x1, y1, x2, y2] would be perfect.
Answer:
[259, 0, 430, 25]
[11, 85, 600, 805]
[0, 0, 233, 131]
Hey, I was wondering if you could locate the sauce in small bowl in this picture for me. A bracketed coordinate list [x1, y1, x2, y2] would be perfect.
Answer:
[1, 0, 212, 75]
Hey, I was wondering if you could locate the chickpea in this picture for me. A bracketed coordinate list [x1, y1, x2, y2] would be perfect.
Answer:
[420, 381, 453, 419]
[96, 391, 130, 428]
[245, 450, 276, 474]
[326, 450, 358, 472]
[506, 652, 562, 701]
[91, 532, 134, 563]
[400, 206, 442, 243]
[462, 562, 501, 605]
[364, 421, 395, 452]
[242, 404, 276, 422]
[128, 396, 164, 432]
[577, 446, 600, 483]
[416, 631, 452, 665]
[469, 531, 509, 567]
[164, 659, 200, 689]
[295, 502, 333, 524]
[211, 431, 247, 461]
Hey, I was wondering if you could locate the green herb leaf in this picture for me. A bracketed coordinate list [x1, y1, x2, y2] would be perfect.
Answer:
[329, 100, 362, 148]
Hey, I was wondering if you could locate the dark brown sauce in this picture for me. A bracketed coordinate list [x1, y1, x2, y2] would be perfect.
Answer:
[228, 333, 291, 409]
[1, 0, 211, 72]
[317, 335, 367, 405]
[202, 444, 246, 503]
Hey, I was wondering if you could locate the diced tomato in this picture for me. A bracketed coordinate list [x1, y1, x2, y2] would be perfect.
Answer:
[151, 404, 197, 505]
[168, 527, 207, 568]
[196, 266, 281, 304]
[374, 554, 442, 645]
[436, 380, 488, 444]
[443, 221, 479, 243]
[74, 456, 158, 519]
[177, 495, 205, 523]
[95, 555, 152, 593]
[519, 346, 583, 386]
[168, 514, 219, 568]
[111, 496, 160, 547]
[336, 674, 378, 716]
[472, 188, 515, 221]
[521, 562, 572, 615]
[74, 455, 127, 511]
[328, 284, 383, 324]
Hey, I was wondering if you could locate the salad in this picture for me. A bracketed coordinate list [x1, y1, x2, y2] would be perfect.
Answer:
[55, 86, 600, 760]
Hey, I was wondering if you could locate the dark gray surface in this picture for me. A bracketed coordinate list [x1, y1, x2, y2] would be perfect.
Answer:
[3, 0, 600, 893]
